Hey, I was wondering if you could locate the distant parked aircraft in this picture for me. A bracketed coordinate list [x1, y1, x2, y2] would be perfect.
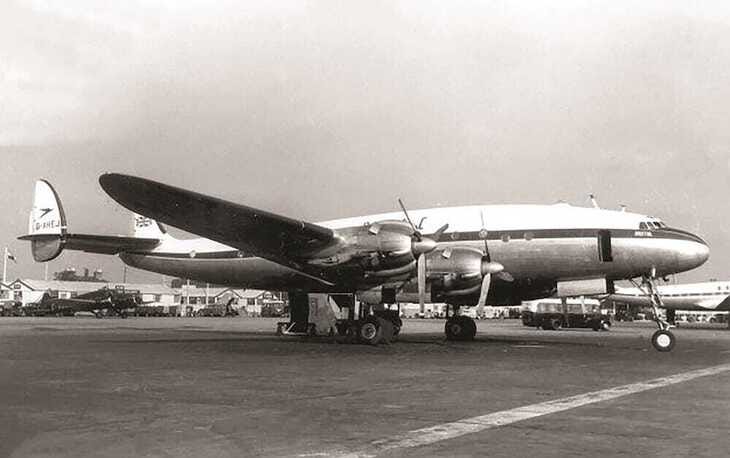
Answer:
[608, 281, 730, 323]
[24, 286, 142, 318]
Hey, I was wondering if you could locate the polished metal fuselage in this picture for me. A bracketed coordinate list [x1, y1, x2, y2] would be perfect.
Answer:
[119, 204, 709, 303]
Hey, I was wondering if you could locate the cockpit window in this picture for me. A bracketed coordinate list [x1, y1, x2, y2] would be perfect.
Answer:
[639, 222, 648, 230]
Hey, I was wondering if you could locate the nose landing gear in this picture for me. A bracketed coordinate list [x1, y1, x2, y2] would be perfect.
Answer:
[632, 275, 676, 352]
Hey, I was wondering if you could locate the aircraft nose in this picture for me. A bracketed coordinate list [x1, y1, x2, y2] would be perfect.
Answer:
[693, 238, 710, 267]
[666, 228, 710, 271]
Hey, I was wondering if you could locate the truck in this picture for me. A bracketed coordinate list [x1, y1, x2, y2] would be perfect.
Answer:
[521, 298, 611, 331]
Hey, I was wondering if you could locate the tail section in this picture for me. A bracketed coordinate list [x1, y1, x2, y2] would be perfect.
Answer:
[19, 180, 162, 262]
[23, 180, 67, 261]
[132, 213, 168, 239]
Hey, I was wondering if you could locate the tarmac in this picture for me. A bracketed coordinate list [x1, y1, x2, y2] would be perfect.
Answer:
[1, 317, 729, 458]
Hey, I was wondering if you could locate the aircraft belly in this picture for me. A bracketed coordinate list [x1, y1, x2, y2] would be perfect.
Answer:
[119, 253, 326, 291]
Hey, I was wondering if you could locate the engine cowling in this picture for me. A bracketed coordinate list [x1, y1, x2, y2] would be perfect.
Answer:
[425, 246, 503, 296]
[309, 220, 439, 280]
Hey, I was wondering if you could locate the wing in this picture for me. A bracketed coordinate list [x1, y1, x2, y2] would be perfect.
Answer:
[50, 298, 106, 306]
[99, 173, 339, 278]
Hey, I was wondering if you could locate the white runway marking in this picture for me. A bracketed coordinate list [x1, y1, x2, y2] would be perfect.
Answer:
[332, 363, 730, 458]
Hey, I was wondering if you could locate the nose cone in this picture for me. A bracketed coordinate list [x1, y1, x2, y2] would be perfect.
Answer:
[689, 239, 710, 269]
[667, 228, 710, 272]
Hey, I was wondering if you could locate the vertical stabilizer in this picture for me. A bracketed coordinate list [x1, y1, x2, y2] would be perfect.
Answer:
[25, 180, 67, 261]
[132, 213, 168, 239]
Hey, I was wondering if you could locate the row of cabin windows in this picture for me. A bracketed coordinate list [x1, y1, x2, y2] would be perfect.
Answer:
[448, 232, 535, 242]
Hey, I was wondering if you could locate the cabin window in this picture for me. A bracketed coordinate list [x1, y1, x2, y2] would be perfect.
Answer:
[597, 230, 613, 262]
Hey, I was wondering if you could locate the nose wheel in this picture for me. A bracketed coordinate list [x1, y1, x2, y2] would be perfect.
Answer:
[651, 329, 675, 352]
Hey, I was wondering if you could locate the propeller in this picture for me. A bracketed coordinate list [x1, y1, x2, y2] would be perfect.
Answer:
[398, 198, 448, 313]
[476, 209, 504, 316]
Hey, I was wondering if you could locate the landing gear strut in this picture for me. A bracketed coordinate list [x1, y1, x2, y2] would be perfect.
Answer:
[444, 305, 477, 341]
[632, 276, 676, 352]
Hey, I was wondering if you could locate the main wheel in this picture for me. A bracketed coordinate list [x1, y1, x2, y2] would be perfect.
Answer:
[651, 329, 675, 352]
[359, 317, 383, 345]
[445, 316, 476, 341]
[377, 317, 395, 344]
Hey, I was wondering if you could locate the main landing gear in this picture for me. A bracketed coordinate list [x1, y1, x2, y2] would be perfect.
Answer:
[444, 305, 477, 341]
[333, 305, 401, 345]
[632, 275, 676, 352]
[280, 292, 402, 345]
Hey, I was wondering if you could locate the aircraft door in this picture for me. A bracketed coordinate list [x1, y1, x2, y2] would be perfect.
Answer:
[597, 230, 613, 262]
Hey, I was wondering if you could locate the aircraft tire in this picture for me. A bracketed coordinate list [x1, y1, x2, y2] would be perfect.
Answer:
[651, 329, 675, 352]
[464, 317, 477, 340]
[377, 317, 395, 344]
[359, 317, 383, 345]
[445, 316, 475, 341]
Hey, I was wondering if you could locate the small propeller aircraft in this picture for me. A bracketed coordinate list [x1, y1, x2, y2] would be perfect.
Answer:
[19, 175, 709, 350]
[23, 286, 142, 318]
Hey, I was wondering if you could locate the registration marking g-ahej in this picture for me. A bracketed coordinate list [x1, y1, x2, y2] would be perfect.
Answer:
[333, 363, 730, 457]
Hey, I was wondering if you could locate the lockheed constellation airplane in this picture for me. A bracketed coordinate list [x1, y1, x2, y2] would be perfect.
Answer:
[19, 175, 709, 351]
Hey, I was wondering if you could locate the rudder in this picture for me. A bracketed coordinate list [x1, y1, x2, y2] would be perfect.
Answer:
[23, 180, 67, 262]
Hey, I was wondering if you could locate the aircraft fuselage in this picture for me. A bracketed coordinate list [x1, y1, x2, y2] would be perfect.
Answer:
[119, 203, 709, 303]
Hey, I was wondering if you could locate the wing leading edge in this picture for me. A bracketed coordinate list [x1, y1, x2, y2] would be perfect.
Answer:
[98, 173, 340, 282]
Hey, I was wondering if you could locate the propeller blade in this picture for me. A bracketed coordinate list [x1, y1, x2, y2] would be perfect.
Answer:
[432, 223, 449, 241]
[476, 273, 491, 312]
[398, 198, 421, 239]
[479, 209, 490, 261]
[417, 253, 426, 315]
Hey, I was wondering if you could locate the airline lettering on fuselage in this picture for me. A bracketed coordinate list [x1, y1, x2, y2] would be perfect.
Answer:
[634, 230, 653, 237]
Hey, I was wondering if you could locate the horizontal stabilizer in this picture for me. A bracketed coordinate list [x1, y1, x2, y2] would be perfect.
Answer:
[19, 232, 160, 260]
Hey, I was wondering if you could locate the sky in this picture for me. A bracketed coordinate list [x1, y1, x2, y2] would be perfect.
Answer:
[1, 0, 729, 284]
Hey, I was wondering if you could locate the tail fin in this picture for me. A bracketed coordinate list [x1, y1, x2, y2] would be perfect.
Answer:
[132, 213, 168, 239]
[23, 180, 67, 261]
[19, 180, 162, 262]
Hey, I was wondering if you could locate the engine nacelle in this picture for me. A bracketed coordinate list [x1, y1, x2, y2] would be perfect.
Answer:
[424, 246, 485, 295]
